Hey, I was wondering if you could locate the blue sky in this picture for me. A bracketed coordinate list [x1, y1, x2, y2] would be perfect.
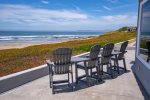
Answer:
[0, 0, 138, 31]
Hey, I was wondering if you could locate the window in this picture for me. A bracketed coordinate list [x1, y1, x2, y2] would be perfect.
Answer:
[139, 0, 150, 63]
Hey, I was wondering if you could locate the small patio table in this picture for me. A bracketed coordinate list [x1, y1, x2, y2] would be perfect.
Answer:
[71, 57, 90, 84]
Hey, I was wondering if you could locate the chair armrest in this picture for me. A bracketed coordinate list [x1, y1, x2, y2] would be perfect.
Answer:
[124, 51, 127, 53]
[46, 60, 53, 65]
[114, 50, 120, 52]
[85, 55, 90, 58]
[118, 50, 127, 53]
[46, 60, 54, 75]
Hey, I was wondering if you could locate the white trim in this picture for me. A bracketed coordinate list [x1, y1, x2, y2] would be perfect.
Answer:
[136, 0, 150, 68]
[0, 64, 49, 93]
[0, 64, 47, 80]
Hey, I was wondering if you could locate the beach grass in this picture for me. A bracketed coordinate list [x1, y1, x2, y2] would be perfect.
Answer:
[0, 31, 136, 76]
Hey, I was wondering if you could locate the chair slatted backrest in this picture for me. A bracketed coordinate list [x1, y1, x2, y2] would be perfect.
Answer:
[53, 48, 72, 74]
[101, 43, 114, 65]
[87, 44, 101, 68]
[118, 41, 128, 59]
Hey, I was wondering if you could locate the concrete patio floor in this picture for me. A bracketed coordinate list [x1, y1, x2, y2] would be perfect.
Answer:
[0, 46, 150, 100]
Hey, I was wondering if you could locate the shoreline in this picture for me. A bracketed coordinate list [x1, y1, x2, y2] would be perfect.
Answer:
[0, 37, 136, 50]
[0, 40, 69, 50]
[0, 36, 95, 50]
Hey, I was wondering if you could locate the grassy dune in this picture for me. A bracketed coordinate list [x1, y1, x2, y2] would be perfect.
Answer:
[0, 31, 136, 76]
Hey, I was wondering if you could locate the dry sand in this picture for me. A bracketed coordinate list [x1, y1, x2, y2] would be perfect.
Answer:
[0, 38, 136, 50]
[0, 37, 95, 50]
[0, 43, 37, 50]
[0, 41, 63, 50]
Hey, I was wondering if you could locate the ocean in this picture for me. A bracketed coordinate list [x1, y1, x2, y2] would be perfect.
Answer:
[0, 31, 104, 43]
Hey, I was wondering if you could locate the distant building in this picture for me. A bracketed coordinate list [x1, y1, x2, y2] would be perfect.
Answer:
[118, 26, 137, 32]
[127, 27, 137, 32]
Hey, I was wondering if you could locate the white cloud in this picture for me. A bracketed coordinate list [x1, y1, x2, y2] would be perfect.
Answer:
[0, 4, 88, 24]
[102, 15, 128, 21]
[0, 4, 137, 31]
[93, 9, 103, 12]
[41, 0, 49, 4]
[103, 6, 112, 11]
[107, 0, 119, 3]
[99, 14, 137, 30]
[72, 4, 81, 11]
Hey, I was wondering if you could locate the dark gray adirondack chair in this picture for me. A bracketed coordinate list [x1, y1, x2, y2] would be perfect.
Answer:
[76, 44, 101, 86]
[46, 48, 73, 94]
[99, 43, 114, 78]
[111, 41, 128, 72]
[146, 41, 150, 62]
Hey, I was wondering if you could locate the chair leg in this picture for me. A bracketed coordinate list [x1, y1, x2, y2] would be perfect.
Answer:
[147, 56, 150, 62]
[68, 73, 70, 85]
[114, 60, 116, 66]
[90, 69, 92, 77]
[51, 76, 54, 94]
[71, 72, 74, 91]
[107, 64, 109, 73]
[71, 65, 73, 84]
[110, 62, 112, 68]
[76, 64, 78, 84]
[114, 60, 117, 70]
[109, 63, 113, 78]
[97, 59, 101, 75]
[85, 69, 90, 87]
[70, 64, 74, 91]
[96, 66, 102, 82]
[48, 66, 52, 88]
[123, 58, 127, 72]
[49, 74, 52, 88]
[68, 72, 74, 91]
[101, 65, 103, 75]
[147, 58, 149, 62]
[116, 59, 119, 74]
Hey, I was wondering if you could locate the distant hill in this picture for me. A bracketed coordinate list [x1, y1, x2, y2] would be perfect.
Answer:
[118, 27, 128, 32]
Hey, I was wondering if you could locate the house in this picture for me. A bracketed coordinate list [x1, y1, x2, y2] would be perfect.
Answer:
[127, 27, 137, 32]
[133, 0, 150, 96]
